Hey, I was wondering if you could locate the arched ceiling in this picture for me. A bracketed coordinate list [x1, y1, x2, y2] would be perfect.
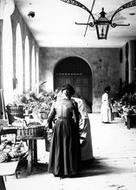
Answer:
[15, 0, 136, 48]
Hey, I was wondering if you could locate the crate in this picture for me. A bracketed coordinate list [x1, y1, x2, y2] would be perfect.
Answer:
[17, 126, 45, 140]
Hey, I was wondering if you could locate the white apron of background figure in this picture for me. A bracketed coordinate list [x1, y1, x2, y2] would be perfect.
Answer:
[72, 97, 93, 161]
[101, 92, 111, 123]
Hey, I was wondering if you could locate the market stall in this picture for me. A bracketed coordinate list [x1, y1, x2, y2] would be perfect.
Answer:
[0, 124, 46, 175]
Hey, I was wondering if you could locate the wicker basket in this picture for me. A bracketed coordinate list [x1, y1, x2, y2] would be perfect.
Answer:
[17, 126, 45, 140]
[6, 105, 24, 124]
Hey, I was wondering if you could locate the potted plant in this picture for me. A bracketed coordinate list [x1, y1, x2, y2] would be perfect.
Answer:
[6, 90, 55, 125]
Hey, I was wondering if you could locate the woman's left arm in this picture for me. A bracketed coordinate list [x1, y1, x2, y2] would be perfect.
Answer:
[47, 102, 56, 129]
[72, 101, 80, 127]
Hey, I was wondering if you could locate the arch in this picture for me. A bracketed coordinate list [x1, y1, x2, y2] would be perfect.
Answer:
[24, 36, 30, 91]
[31, 45, 36, 90]
[34, 47, 39, 93]
[54, 56, 92, 109]
[16, 23, 23, 93]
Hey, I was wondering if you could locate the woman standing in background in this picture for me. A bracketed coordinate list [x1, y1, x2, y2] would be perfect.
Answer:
[101, 86, 112, 123]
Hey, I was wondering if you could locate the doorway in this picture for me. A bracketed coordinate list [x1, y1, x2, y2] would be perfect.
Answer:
[54, 56, 92, 109]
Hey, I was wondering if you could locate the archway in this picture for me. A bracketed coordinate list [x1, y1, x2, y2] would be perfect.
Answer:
[16, 23, 23, 93]
[31, 45, 36, 90]
[54, 56, 92, 109]
[24, 36, 30, 91]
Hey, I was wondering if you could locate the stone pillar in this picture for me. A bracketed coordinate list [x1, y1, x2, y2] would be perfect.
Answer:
[129, 40, 136, 82]
[0, 0, 15, 89]
[0, 19, 3, 89]
[0, 0, 5, 89]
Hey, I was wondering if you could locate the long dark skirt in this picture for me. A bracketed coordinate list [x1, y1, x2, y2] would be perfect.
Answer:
[48, 118, 80, 177]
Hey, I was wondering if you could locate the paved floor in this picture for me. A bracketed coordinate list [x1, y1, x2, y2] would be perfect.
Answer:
[5, 113, 136, 190]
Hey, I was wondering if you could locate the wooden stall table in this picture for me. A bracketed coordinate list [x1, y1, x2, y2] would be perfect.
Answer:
[0, 126, 46, 175]
[0, 160, 19, 190]
[17, 136, 46, 174]
[0, 160, 19, 179]
[16, 126, 46, 175]
[0, 126, 19, 184]
[127, 113, 136, 129]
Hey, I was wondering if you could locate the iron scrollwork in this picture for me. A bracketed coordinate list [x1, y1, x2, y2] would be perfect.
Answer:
[60, 0, 95, 21]
[110, 0, 136, 23]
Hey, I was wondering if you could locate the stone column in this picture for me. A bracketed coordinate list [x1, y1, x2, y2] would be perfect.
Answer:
[0, 20, 3, 89]
[0, 0, 15, 89]
[0, 0, 5, 89]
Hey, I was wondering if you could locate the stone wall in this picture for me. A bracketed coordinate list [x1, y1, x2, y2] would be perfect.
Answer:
[39, 47, 121, 112]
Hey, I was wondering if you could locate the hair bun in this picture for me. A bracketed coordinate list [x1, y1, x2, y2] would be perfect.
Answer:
[61, 84, 75, 96]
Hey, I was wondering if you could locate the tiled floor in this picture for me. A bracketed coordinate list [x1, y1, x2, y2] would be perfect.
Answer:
[4, 113, 136, 190]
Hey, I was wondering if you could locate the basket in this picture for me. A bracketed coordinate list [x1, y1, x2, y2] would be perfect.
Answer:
[6, 105, 24, 124]
[17, 126, 45, 140]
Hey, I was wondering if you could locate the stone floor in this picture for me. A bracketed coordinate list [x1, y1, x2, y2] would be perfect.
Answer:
[4, 113, 136, 190]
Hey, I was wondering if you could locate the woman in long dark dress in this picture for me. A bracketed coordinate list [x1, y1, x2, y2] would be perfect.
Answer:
[47, 84, 80, 177]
